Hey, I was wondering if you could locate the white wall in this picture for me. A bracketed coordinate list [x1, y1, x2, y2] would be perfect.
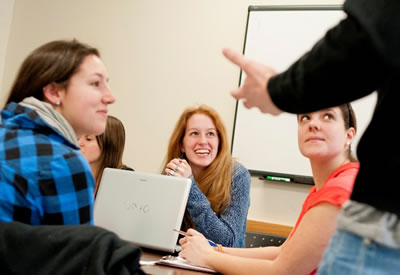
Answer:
[0, 0, 15, 94]
[2, 0, 344, 226]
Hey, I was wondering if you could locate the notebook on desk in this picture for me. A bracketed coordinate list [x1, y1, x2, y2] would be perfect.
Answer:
[94, 168, 191, 252]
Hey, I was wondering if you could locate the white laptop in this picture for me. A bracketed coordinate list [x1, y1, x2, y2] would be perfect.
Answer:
[94, 168, 191, 252]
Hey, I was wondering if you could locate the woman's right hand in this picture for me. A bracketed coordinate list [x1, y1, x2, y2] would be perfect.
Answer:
[165, 158, 192, 178]
[179, 228, 215, 268]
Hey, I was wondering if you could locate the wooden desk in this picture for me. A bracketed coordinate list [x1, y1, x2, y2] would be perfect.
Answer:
[246, 219, 293, 237]
[140, 249, 212, 274]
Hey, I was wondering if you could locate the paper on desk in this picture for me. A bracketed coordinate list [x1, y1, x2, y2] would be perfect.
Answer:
[139, 260, 157, 266]
[156, 256, 216, 273]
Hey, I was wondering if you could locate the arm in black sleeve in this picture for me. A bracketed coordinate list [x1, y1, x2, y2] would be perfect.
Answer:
[268, 12, 385, 114]
[0, 222, 144, 275]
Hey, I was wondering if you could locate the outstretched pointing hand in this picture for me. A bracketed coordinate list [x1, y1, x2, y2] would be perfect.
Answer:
[222, 48, 282, 115]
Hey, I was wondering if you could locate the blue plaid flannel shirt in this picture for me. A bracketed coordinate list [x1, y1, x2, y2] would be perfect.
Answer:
[0, 102, 95, 225]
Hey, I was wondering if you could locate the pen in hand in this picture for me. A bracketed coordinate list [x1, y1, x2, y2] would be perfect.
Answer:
[173, 228, 217, 247]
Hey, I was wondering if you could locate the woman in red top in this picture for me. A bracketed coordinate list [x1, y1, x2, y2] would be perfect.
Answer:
[178, 103, 359, 275]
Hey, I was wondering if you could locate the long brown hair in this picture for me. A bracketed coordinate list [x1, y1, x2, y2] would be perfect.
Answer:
[163, 105, 233, 229]
[6, 39, 99, 105]
[94, 115, 127, 195]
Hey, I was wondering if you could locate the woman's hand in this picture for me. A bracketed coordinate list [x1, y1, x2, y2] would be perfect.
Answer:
[179, 229, 215, 268]
[165, 158, 192, 178]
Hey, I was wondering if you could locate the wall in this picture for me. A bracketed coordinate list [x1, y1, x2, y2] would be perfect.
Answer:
[0, 0, 15, 94]
[2, 0, 344, 226]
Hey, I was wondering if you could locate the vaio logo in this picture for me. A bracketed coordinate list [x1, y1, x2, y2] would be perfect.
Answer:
[123, 201, 150, 214]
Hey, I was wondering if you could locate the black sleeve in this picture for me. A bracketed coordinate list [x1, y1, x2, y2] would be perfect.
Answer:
[0, 222, 144, 275]
[268, 12, 385, 114]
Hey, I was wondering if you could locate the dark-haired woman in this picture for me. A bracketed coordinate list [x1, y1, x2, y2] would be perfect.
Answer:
[79, 115, 133, 197]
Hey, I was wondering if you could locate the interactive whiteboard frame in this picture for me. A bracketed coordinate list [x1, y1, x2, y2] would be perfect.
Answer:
[231, 5, 377, 185]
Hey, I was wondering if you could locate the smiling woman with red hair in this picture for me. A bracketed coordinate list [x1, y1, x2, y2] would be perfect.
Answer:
[163, 104, 251, 248]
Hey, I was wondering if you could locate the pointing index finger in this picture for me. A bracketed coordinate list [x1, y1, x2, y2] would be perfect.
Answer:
[222, 48, 246, 68]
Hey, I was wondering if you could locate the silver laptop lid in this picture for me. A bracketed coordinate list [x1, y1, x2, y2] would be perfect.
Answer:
[94, 168, 191, 252]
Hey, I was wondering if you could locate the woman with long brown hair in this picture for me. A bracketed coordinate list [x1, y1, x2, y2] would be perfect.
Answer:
[0, 39, 115, 225]
[79, 115, 133, 197]
[163, 104, 251, 248]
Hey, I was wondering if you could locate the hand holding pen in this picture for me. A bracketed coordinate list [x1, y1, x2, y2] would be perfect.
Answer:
[175, 228, 220, 268]
[173, 228, 217, 247]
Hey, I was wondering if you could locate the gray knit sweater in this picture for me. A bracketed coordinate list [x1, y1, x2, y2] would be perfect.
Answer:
[186, 162, 251, 248]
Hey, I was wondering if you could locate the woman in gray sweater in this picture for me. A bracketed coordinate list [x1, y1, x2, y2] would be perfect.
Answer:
[163, 104, 251, 248]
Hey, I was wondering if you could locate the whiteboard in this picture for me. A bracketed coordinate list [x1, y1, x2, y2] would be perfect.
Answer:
[232, 6, 377, 184]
